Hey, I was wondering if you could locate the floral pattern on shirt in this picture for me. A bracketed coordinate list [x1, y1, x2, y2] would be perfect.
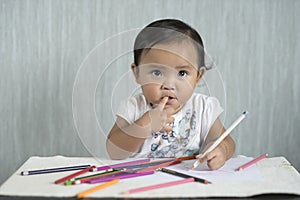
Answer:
[147, 109, 199, 158]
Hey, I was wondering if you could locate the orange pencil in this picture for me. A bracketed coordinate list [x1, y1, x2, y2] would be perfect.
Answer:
[237, 154, 268, 171]
[77, 179, 119, 198]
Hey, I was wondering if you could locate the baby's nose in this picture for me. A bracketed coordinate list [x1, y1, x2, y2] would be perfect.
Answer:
[161, 79, 175, 90]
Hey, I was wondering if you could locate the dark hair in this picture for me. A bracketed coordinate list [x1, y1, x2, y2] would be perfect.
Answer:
[133, 19, 207, 70]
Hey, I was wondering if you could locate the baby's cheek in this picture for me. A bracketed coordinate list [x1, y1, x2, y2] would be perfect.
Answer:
[142, 85, 160, 102]
[177, 89, 194, 103]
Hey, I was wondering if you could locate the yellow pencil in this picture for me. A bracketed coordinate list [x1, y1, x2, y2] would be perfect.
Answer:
[77, 179, 119, 199]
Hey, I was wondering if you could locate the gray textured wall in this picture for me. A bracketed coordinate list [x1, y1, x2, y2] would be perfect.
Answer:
[1, 0, 299, 185]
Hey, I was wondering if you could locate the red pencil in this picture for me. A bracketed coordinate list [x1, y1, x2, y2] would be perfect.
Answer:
[55, 165, 96, 184]
[237, 154, 268, 171]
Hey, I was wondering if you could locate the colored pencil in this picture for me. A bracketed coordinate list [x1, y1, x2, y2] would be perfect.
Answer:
[73, 169, 127, 185]
[137, 160, 181, 173]
[161, 168, 211, 184]
[77, 179, 119, 198]
[113, 159, 174, 170]
[89, 171, 154, 184]
[175, 155, 197, 161]
[92, 158, 151, 172]
[192, 111, 248, 169]
[90, 166, 111, 172]
[123, 156, 194, 173]
[72, 168, 115, 181]
[122, 178, 194, 194]
[64, 169, 121, 185]
[237, 153, 268, 171]
[55, 165, 96, 184]
[20, 165, 91, 176]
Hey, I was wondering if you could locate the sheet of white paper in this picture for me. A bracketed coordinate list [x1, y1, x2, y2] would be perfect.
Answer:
[165, 157, 263, 183]
[0, 155, 300, 198]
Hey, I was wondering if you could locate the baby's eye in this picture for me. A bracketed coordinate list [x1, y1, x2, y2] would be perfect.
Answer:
[151, 70, 162, 77]
[178, 70, 188, 77]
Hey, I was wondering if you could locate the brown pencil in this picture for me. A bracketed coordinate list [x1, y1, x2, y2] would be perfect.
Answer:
[175, 155, 197, 161]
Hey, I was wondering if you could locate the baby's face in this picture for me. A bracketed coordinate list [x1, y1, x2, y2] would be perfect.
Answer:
[133, 42, 204, 113]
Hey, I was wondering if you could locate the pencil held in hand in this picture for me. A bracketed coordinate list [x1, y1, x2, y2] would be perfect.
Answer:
[192, 111, 248, 170]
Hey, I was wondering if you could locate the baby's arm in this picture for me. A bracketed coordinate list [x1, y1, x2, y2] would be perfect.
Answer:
[199, 118, 236, 170]
[106, 97, 174, 159]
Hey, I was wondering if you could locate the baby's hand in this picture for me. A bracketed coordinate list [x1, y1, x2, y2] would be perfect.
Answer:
[147, 97, 175, 133]
[198, 142, 227, 170]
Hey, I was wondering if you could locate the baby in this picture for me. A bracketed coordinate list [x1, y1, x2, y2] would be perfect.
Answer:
[106, 19, 235, 170]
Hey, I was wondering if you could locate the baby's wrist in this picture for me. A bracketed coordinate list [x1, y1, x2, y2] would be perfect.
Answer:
[134, 112, 153, 135]
[138, 112, 151, 128]
[144, 111, 165, 133]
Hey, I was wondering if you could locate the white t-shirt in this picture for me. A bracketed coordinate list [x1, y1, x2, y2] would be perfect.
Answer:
[116, 93, 223, 158]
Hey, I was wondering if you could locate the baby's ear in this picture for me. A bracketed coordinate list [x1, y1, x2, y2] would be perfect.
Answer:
[197, 66, 206, 82]
[131, 63, 140, 83]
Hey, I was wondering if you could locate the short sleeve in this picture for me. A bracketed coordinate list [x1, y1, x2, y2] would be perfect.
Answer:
[116, 94, 149, 124]
[204, 96, 224, 129]
[198, 95, 224, 145]
[116, 98, 136, 124]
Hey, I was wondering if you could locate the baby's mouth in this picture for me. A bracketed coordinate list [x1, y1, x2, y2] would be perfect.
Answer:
[161, 96, 176, 100]
[150, 96, 177, 108]
[161, 96, 177, 105]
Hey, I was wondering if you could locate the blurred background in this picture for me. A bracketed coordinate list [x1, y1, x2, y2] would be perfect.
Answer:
[1, 0, 299, 185]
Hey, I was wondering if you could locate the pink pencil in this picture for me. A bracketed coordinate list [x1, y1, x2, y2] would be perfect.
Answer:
[237, 154, 268, 171]
[122, 178, 195, 194]
[92, 158, 151, 172]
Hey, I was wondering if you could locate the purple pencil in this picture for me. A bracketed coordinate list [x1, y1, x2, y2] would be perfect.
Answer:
[89, 171, 154, 184]
[92, 158, 151, 172]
